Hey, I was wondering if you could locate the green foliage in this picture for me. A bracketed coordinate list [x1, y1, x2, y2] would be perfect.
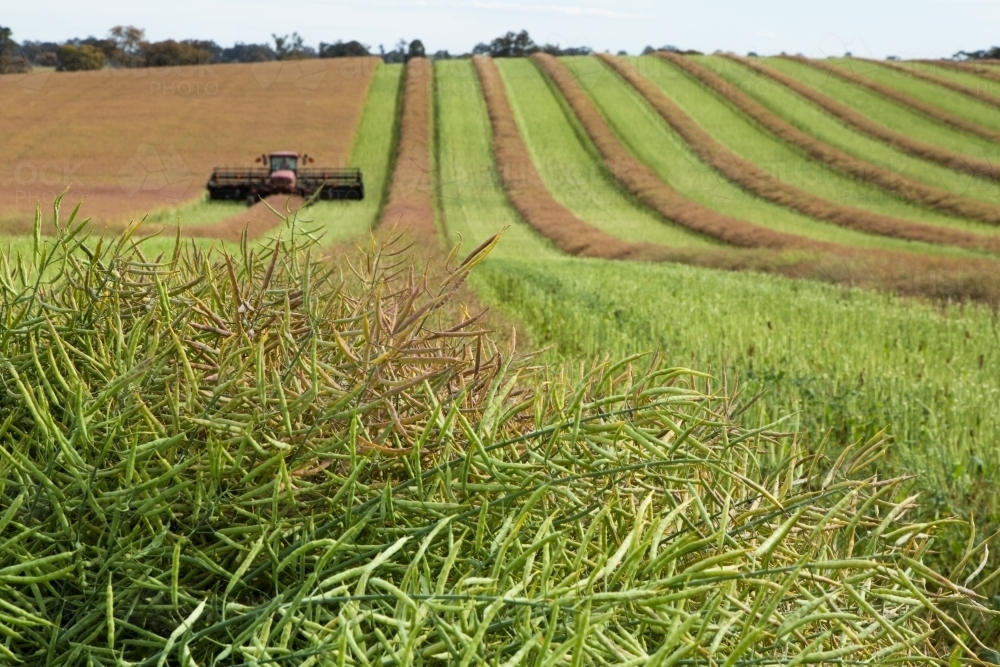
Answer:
[0, 203, 987, 664]
[57, 44, 106, 71]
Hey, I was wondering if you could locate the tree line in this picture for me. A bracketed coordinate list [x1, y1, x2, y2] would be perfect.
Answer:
[0, 26, 610, 72]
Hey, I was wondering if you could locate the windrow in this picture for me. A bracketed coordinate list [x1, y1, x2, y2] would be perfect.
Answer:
[655, 52, 1000, 225]
[726, 54, 1000, 182]
[601, 53, 1000, 251]
[473, 56, 1000, 302]
[919, 58, 1000, 84]
[378, 57, 437, 239]
[531, 54, 827, 251]
[471, 55, 670, 260]
[783, 56, 1000, 144]
[873, 58, 1000, 108]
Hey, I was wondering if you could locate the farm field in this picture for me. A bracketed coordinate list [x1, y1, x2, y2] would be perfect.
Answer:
[759, 57, 1000, 174]
[631, 55, 1000, 226]
[699, 57, 1000, 211]
[0, 56, 380, 228]
[3, 51, 1000, 661]
[829, 58, 1000, 133]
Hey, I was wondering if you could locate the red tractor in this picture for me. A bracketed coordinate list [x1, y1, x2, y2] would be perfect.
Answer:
[206, 151, 364, 205]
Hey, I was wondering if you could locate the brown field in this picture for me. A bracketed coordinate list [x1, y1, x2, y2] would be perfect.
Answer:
[378, 58, 436, 239]
[793, 57, 1000, 143]
[724, 55, 1000, 181]
[0, 57, 379, 228]
[533, 54, 825, 251]
[603, 54, 1000, 247]
[873, 59, 1000, 107]
[648, 53, 1000, 226]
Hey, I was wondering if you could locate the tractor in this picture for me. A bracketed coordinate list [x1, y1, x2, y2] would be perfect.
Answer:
[206, 151, 364, 205]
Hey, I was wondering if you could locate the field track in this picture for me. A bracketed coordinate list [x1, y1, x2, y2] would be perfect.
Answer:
[0, 57, 379, 226]
[723, 55, 1000, 181]
[656, 53, 1000, 224]
[377, 58, 436, 238]
[785, 56, 1000, 143]
[602, 54, 1000, 248]
[873, 59, 1000, 107]
[534, 54, 831, 251]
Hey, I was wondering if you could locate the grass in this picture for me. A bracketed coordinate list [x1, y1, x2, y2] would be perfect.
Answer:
[472, 256, 1000, 544]
[701, 57, 1000, 216]
[435, 59, 560, 260]
[761, 57, 1000, 180]
[837, 59, 1000, 134]
[0, 210, 991, 664]
[494, 58, 713, 248]
[633, 56, 1000, 232]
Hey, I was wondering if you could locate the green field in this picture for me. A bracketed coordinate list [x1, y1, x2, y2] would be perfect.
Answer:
[700, 56, 1000, 212]
[848, 58, 1000, 133]
[3, 53, 1000, 662]
[761, 57, 1000, 178]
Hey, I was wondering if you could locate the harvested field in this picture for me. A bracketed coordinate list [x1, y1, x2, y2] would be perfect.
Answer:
[784, 57, 1000, 143]
[602, 54, 1000, 250]
[435, 59, 559, 260]
[472, 56, 666, 260]
[378, 58, 436, 238]
[532, 54, 827, 251]
[0, 57, 380, 227]
[654, 53, 1000, 224]
[920, 58, 1000, 84]
[475, 56, 1000, 302]
[726, 54, 1000, 181]
[497, 59, 712, 248]
[874, 58, 1000, 107]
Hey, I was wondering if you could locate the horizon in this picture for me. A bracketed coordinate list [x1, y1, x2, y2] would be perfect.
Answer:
[4, 0, 996, 61]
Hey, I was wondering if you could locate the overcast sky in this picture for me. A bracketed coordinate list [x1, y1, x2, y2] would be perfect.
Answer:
[4, 0, 996, 59]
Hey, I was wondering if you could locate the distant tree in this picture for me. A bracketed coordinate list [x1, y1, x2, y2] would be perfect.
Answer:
[109, 25, 144, 56]
[221, 42, 276, 63]
[748, 51, 759, 57]
[319, 40, 370, 58]
[431, 49, 451, 60]
[382, 39, 407, 63]
[272, 33, 315, 60]
[617, 50, 628, 56]
[0, 25, 31, 74]
[408, 39, 425, 60]
[57, 44, 106, 71]
[954, 46, 1000, 60]
[141, 39, 214, 67]
[20, 40, 60, 66]
[641, 46, 655, 55]
[886, 55, 900, 61]
[485, 30, 537, 57]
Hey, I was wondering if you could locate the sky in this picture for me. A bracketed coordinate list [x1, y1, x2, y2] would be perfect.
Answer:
[4, 0, 997, 60]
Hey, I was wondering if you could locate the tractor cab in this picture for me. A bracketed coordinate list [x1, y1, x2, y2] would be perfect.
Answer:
[259, 151, 302, 194]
